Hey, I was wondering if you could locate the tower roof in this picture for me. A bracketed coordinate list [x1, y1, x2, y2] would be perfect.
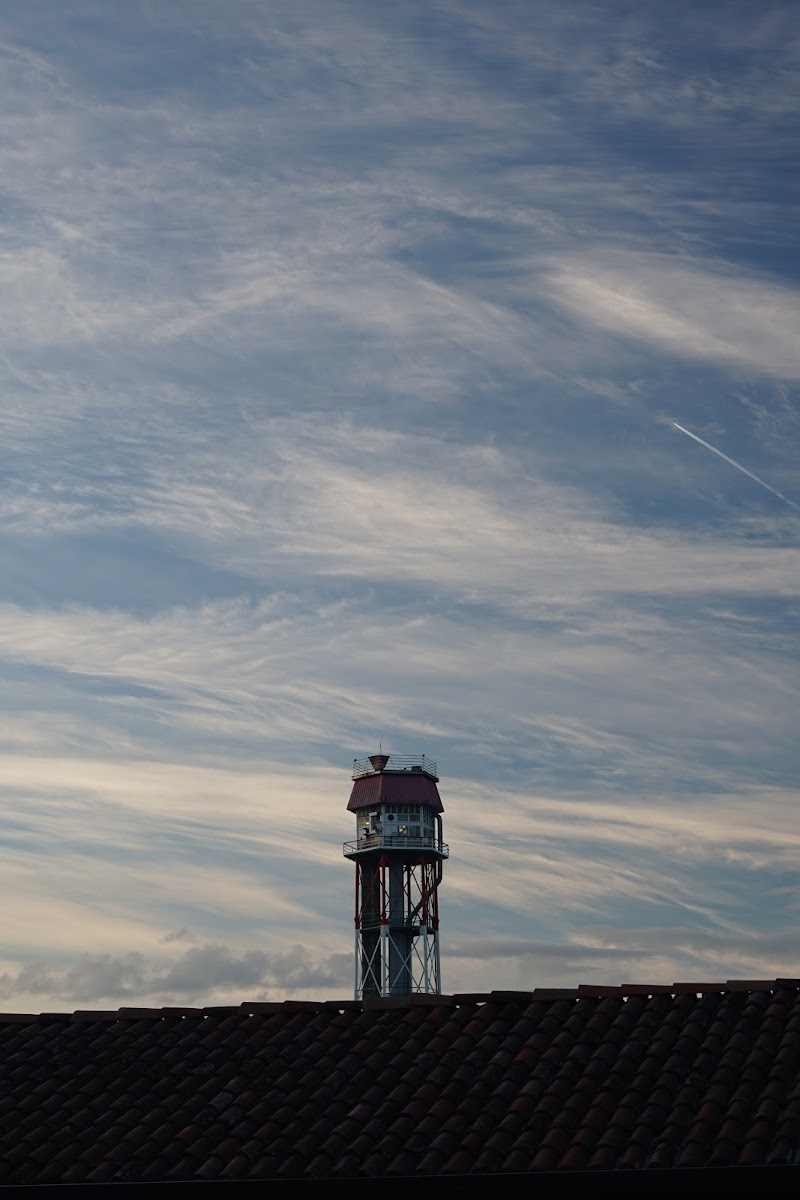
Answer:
[347, 765, 443, 814]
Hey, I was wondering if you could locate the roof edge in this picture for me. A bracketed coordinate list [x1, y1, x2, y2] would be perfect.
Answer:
[5, 979, 798, 1024]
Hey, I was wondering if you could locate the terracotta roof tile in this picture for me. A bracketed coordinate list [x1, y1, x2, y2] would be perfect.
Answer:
[531, 1141, 562, 1171]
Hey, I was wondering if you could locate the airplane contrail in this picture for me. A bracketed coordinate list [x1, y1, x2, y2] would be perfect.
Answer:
[673, 421, 798, 508]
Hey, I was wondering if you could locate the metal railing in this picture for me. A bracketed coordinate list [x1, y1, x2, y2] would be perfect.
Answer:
[343, 834, 449, 858]
[352, 753, 438, 779]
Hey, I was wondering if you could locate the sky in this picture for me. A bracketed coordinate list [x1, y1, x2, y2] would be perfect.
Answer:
[0, 0, 799, 1011]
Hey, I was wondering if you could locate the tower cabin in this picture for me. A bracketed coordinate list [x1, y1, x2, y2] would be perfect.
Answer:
[343, 753, 449, 999]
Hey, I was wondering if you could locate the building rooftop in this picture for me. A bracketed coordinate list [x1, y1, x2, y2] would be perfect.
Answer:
[1, 979, 799, 1185]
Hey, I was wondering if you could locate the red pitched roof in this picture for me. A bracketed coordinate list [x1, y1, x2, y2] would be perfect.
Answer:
[0, 981, 799, 1184]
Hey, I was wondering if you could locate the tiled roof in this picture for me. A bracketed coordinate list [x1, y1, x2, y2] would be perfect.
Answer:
[1, 981, 800, 1184]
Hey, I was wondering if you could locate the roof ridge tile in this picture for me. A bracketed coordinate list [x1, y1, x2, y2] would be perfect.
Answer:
[671, 982, 727, 994]
[577, 985, 625, 997]
[70, 1012, 122, 1022]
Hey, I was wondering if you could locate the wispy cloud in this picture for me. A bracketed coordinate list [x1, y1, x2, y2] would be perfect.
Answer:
[544, 251, 800, 378]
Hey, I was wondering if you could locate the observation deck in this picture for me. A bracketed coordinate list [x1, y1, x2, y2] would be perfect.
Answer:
[343, 833, 449, 860]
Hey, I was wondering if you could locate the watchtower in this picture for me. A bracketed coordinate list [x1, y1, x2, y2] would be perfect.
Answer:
[343, 752, 449, 998]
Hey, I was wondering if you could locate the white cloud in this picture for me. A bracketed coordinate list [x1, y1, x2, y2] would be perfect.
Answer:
[543, 251, 800, 379]
[0, 942, 349, 1007]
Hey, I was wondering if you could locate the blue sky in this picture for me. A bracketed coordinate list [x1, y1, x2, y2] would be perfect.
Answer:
[0, 0, 798, 1008]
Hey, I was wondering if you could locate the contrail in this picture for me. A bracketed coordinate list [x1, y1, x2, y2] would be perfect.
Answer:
[673, 421, 798, 508]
